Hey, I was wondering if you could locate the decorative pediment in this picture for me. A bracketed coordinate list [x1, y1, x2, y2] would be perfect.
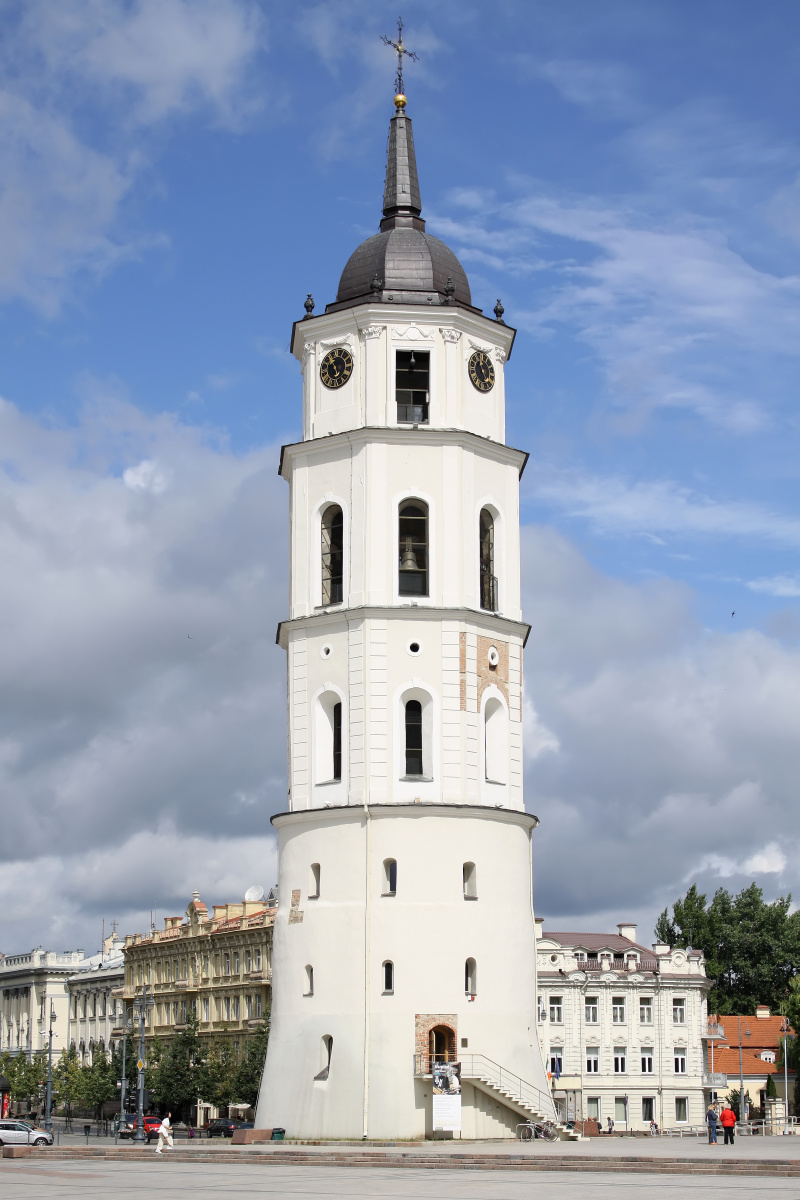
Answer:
[391, 324, 434, 342]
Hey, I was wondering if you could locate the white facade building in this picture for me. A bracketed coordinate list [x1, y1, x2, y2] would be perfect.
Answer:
[256, 95, 553, 1139]
[67, 937, 125, 1062]
[0, 948, 87, 1061]
[536, 924, 711, 1131]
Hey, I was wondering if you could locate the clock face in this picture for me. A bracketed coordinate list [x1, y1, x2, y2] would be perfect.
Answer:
[468, 349, 495, 393]
[319, 347, 354, 389]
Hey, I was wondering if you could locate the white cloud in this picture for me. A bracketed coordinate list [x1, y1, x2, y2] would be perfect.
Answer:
[0, 394, 287, 952]
[747, 575, 800, 598]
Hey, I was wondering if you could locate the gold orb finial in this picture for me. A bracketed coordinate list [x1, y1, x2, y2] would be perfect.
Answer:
[394, 92, 407, 111]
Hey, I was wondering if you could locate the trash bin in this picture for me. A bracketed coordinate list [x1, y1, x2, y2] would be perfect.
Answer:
[271, 1128, 285, 1141]
[83, 1125, 91, 1137]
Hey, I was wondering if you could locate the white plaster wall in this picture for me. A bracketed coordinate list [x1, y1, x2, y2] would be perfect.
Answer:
[257, 805, 549, 1139]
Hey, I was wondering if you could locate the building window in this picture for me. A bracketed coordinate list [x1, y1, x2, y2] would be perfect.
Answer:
[137, 965, 142, 985]
[642, 1097, 655, 1123]
[463, 862, 477, 899]
[316, 691, 345, 785]
[465, 958, 477, 996]
[586, 1048, 599, 1073]
[640, 997, 653, 1024]
[315, 1034, 334, 1081]
[396, 349, 429, 424]
[203, 955, 209, 977]
[332, 702, 342, 780]
[173, 959, 179, 981]
[479, 508, 498, 611]
[246, 995, 253, 1019]
[615, 1097, 628, 1123]
[612, 997, 626, 1024]
[181, 1001, 187, 1023]
[585, 996, 599, 1024]
[383, 858, 397, 896]
[255, 949, 262, 970]
[309, 863, 321, 899]
[245, 950, 251, 973]
[587, 1097, 600, 1121]
[398, 501, 428, 595]
[383, 961, 394, 994]
[256, 994, 262, 1018]
[614, 1048, 627, 1074]
[233, 997, 240, 1020]
[675, 1097, 688, 1123]
[304, 965, 314, 997]
[224, 997, 231, 1021]
[321, 504, 344, 606]
[483, 696, 508, 784]
[641, 1047, 654, 1073]
[549, 997, 563, 1024]
[224, 953, 230, 975]
[674, 1047, 687, 1074]
[404, 699, 423, 776]
[549, 1048, 563, 1075]
[173, 1002, 179, 1023]
[203, 998, 209, 1022]
[234, 952, 240, 974]
[673, 997, 686, 1024]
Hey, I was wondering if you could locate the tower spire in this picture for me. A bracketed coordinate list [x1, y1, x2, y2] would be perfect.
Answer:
[381, 105, 423, 232]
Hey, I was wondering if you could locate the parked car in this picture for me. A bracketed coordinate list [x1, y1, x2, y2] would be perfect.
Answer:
[206, 1118, 244, 1138]
[117, 1114, 162, 1141]
[0, 1119, 53, 1147]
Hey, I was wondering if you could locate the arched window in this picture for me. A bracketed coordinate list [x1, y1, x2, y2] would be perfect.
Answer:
[404, 700, 423, 776]
[398, 501, 428, 596]
[315, 1034, 333, 1080]
[304, 965, 314, 996]
[484, 696, 508, 784]
[465, 957, 477, 996]
[383, 858, 397, 896]
[315, 692, 344, 784]
[383, 961, 394, 993]
[463, 862, 477, 899]
[479, 508, 497, 611]
[309, 863, 320, 899]
[321, 505, 343, 605]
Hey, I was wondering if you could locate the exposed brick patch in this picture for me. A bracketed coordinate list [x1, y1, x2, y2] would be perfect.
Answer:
[476, 635, 509, 709]
[415, 1013, 458, 1069]
[288, 888, 304, 925]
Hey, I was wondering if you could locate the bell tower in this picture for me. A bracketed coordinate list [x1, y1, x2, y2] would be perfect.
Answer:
[256, 90, 554, 1139]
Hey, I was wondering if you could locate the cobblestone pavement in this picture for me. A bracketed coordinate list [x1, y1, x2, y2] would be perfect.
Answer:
[1, 1158, 797, 1199]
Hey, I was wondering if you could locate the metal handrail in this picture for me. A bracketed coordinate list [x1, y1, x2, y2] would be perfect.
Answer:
[414, 1052, 559, 1122]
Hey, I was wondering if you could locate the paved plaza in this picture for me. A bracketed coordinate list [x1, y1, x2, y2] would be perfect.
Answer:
[2, 1154, 800, 1200]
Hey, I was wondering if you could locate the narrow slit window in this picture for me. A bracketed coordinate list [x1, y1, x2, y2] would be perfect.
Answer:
[383, 858, 397, 895]
[304, 964, 314, 996]
[404, 700, 423, 776]
[463, 862, 477, 899]
[383, 961, 394, 993]
[479, 508, 497, 611]
[396, 350, 430, 424]
[309, 863, 320, 899]
[484, 697, 508, 784]
[398, 502, 428, 596]
[332, 702, 342, 781]
[465, 957, 477, 995]
[321, 505, 344, 605]
[315, 1034, 333, 1080]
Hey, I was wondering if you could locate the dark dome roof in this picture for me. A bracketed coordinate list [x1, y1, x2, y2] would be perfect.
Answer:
[325, 107, 479, 315]
[337, 228, 471, 307]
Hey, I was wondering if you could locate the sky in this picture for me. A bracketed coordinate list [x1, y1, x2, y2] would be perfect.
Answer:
[1, 0, 800, 956]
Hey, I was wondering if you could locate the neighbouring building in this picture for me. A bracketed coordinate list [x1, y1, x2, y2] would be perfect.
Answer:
[536, 922, 712, 1131]
[120, 892, 274, 1052]
[257, 80, 554, 1141]
[66, 935, 125, 1063]
[0, 948, 88, 1061]
[712, 1006, 796, 1118]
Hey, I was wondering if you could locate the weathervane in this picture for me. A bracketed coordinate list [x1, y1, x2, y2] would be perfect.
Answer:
[381, 17, 418, 108]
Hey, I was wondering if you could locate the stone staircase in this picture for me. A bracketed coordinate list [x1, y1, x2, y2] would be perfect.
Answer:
[453, 1055, 582, 1139]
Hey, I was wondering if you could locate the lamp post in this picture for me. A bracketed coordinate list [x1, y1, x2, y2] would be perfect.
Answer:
[132, 986, 153, 1144]
[780, 1017, 791, 1135]
[44, 1002, 56, 1133]
[737, 1018, 750, 1126]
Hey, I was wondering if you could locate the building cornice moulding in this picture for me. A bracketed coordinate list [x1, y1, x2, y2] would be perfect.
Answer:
[276, 604, 531, 649]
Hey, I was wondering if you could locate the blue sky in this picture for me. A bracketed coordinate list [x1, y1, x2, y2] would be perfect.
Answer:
[1, 0, 800, 953]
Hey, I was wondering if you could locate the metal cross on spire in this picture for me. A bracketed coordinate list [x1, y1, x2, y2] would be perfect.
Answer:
[381, 17, 418, 101]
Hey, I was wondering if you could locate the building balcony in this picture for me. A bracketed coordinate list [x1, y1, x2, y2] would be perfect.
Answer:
[703, 1022, 725, 1040]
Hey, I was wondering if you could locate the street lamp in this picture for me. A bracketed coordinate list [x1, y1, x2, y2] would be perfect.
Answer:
[737, 1018, 750, 1126]
[44, 1003, 57, 1134]
[132, 986, 154, 1144]
[780, 1017, 792, 1135]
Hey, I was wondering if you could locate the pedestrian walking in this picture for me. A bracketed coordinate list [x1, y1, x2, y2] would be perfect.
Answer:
[706, 1103, 719, 1144]
[607, 1116, 613, 1134]
[155, 1112, 173, 1154]
[720, 1103, 736, 1145]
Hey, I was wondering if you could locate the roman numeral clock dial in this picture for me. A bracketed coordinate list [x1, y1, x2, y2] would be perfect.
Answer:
[320, 347, 354, 389]
[468, 350, 495, 392]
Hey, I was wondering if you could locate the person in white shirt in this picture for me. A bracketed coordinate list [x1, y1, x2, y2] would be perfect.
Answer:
[155, 1112, 173, 1153]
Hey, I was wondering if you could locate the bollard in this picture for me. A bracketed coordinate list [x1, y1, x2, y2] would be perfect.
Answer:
[84, 1124, 91, 1145]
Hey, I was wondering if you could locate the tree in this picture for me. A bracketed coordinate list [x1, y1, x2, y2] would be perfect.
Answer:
[79, 1053, 117, 1119]
[0, 1051, 46, 1108]
[53, 1046, 83, 1125]
[655, 883, 800, 1013]
[149, 1016, 207, 1120]
[229, 1020, 269, 1107]
[203, 1036, 239, 1112]
[766, 1073, 777, 1099]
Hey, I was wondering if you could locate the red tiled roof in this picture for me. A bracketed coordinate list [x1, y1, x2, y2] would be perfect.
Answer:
[712, 1046, 793, 1077]
[715, 1015, 794, 1051]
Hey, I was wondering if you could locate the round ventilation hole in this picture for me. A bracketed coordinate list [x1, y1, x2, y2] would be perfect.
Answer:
[407, 640, 422, 656]
[320, 644, 333, 659]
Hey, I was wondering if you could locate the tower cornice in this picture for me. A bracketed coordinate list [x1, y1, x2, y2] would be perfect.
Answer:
[275, 604, 531, 650]
[278, 425, 528, 480]
[270, 802, 539, 832]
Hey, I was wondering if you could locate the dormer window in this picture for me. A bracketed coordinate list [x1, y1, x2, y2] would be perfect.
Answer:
[396, 350, 429, 423]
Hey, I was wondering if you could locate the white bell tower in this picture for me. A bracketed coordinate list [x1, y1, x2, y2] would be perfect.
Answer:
[256, 93, 554, 1140]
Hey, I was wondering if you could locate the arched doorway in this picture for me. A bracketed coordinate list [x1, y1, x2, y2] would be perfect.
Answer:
[428, 1024, 456, 1068]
